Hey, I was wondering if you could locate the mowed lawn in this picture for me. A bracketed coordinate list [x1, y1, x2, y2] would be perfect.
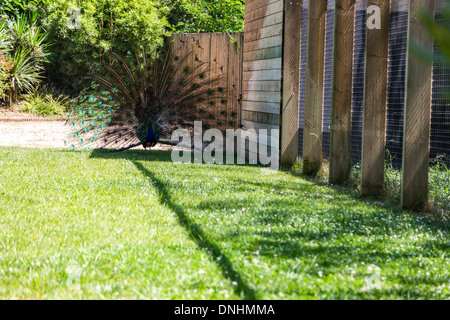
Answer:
[0, 147, 448, 300]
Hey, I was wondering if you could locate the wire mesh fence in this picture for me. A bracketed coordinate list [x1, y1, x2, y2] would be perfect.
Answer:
[350, 0, 367, 166]
[298, 0, 450, 168]
[431, 0, 450, 164]
[298, 0, 308, 158]
[322, 0, 336, 159]
[386, 1, 409, 168]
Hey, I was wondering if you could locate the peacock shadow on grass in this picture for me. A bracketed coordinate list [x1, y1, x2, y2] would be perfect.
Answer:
[89, 148, 174, 163]
[87, 149, 450, 299]
[89, 147, 267, 168]
[131, 160, 257, 300]
[89, 149, 257, 299]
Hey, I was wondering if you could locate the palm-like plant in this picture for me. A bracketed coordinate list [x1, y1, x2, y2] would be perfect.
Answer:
[25, 25, 50, 62]
[7, 48, 43, 103]
[0, 20, 11, 51]
[0, 14, 49, 106]
[0, 20, 12, 100]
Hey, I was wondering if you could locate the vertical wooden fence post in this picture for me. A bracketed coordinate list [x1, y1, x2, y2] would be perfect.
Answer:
[401, 0, 436, 210]
[227, 33, 244, 129]
[360, 0, 391, 196]
[329, 0, 356, 185]
[303, 0, 327, 176]
[281, 0, 303, 167]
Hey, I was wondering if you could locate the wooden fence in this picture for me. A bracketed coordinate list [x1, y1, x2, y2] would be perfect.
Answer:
[242, 0, 439, 210]
[170, 33, 243, 130]
[241, 0, 283, 133]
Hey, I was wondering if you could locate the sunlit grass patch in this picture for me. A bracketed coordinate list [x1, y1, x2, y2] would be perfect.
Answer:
[0, 147, 449, 299]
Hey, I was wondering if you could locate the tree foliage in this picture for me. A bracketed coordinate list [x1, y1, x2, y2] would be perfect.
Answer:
[163, 0, 245, 33]
[39, 0, 169, 91]
[1, 0, 246, 94]
[0, 0, 50, 18]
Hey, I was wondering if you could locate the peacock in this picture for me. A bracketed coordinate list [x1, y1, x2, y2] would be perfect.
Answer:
[66, 43, 235, 152]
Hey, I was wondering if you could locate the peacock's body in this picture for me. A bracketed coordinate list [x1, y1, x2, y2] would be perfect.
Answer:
[66, 45, 232, 152]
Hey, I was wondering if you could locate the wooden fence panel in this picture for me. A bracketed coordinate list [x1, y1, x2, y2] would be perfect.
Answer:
[242, 0, 284, 133]
[170, 33, 243, 131]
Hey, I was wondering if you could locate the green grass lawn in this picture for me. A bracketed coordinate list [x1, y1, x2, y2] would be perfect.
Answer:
[0, 147, 449, 299]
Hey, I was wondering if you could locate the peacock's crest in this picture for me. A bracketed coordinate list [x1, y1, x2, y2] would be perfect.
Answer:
[66, 44, 232, 151]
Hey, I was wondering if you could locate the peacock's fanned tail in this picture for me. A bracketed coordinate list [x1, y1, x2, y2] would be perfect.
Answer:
[66, 45, 230, 152]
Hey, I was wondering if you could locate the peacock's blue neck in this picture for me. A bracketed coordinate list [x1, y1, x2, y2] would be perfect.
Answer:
[146, 120, 157, 143]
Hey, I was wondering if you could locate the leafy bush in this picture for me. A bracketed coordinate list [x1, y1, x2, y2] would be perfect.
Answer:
[164, 0, 245, 33]
[429, 157, 450, 215]
[0, 20, 12, 103]
[0, 51, 12, 102]
[39, 0, 169, 92]
[21, 83, 69, 116]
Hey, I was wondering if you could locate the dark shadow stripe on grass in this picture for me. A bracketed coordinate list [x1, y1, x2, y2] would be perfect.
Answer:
[132, 160, 257, 300]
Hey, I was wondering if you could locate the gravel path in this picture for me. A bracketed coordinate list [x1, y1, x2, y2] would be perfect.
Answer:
[0, 107, 69, 148]
[0, 107, 179, 151]
[0, 121, 70, 149]
[0, 118, 175, 151]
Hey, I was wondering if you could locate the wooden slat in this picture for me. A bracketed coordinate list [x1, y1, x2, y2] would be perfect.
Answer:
[401, 0, 435, 210]
[243, 46, 283, 62]
[360, 0, 391, 196]
[243, 80, 282, 92]
[245, 0, 281, 12]
[243, 58, 282, 72]
[242, 120, 280, 131]
[244, 35, 283, 53]
[243, 69, 282, 81]
[244, 24, 284, 43]
[243, 91, 281, 103]
[198, 34, 212, 123]
[237, 34, 244, 127]
[175, 34, 191, 94]
[281, 0, 303, 166]
[244, 12, 284, 33]
[242, 110, 280, 125]
[242, 101, 281, 114]
[329, 0, 356, 184]
[245, 0, 284, 23]
[227, 33, 243, 128]
[211, 34, 226, 123]
[302, 0, 327, 176]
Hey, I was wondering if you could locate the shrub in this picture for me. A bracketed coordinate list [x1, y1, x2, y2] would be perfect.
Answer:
[21, 83, 69, 116]
[0, 20, 12, 104]
[429, 157, 450, 215]
[40, 0, 169, 92]
[0, 51, 12, 103]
